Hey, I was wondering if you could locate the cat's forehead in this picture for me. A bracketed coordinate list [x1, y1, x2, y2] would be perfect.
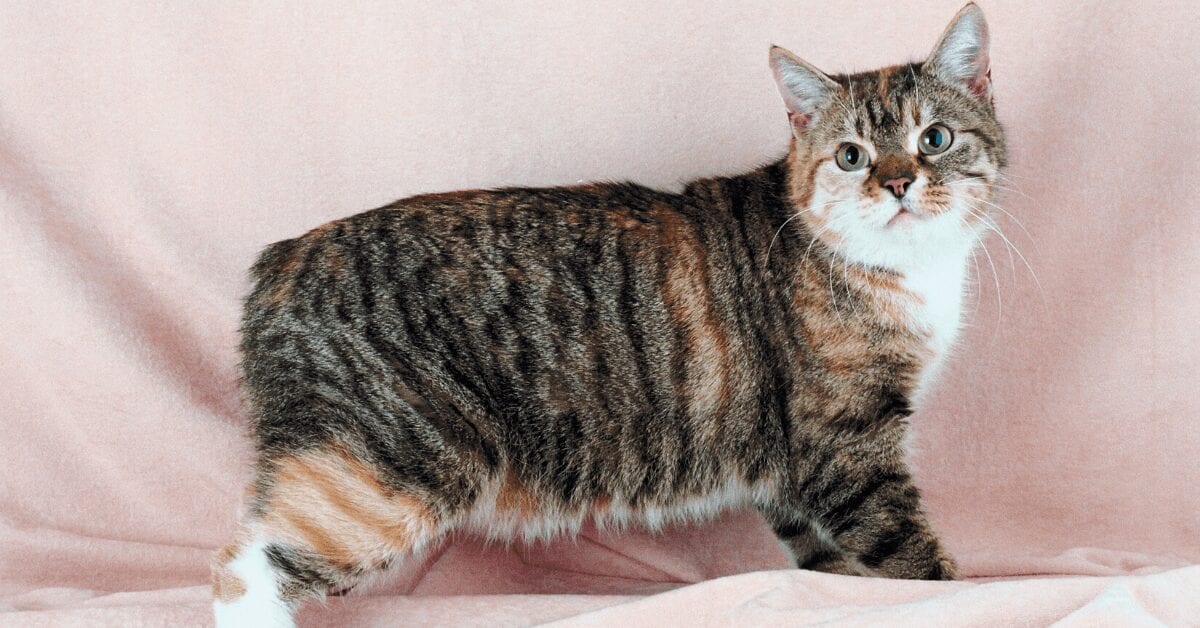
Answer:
[822, 63, 955, 146]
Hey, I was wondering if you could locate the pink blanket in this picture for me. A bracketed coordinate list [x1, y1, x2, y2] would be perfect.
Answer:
[2, 1, 1197, 625]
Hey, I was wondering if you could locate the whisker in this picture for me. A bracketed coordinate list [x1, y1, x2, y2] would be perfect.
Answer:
[907, 65, 922, 113]
[951, 212, 987, 331]
[968, 245, 982, 325]
[993, 170, 1037, 182]
[782, 222, 835, 299]
[845, 83, 860, 132]
[975, 229, 1004, 345]
[800, 224, 833, 268]
[964, 205, 1016, 278]
[763, 199, 845, 270]
[828, 257, 843, 322]
[991, 180, 1036, 203]
[965, 192, 1037, 244]
[955, 173, 1035, 201]
[965, 201, 1046, 305]
[948, 180, 1044, 310]
[948, 178, 1036, 241]
[947, 174, 1026, 196]
[842, 255, 863, 320]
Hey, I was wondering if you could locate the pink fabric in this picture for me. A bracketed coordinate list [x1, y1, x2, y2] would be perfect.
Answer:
[2, 1, 1197, 625]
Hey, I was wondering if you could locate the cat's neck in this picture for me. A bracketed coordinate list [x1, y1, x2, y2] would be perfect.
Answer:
[822, 237, 973, 405]
[774, 154, 975, 399]
[682, 157, 974, 362]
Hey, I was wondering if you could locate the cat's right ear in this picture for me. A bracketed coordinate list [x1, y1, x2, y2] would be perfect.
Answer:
[769, 46, 839, 134]
[925, 3, 991, 100]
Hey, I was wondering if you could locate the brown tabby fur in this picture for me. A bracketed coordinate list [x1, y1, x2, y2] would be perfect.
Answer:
[215, 3, 1005, 619]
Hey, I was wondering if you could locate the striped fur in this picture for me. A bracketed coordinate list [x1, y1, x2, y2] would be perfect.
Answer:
[214, 4, 1006, 625]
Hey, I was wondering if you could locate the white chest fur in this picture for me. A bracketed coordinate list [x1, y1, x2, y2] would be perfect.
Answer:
[899, 250, 971, 403]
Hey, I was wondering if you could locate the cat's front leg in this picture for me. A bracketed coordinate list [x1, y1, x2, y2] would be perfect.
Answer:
[801, 464, 957, 580]
[759, 507, 877, 577]
[769, 452, 956, 581]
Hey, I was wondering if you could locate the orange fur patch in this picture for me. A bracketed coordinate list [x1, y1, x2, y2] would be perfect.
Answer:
[211, 527, 252, 602]
[787, 150, 824, 213]
[495, 471, 539, 517]
[609, 212, 643, 230]
[814, 324, 874, 376]
[278, 249, 303, 274]
[262, 240, 310, 307]
[658, 208, 732, 423]
[264, 282, 292, 307]
[260, 446, 436, 569]
[847, 265, 924, 328]
[304, 222, 335, 240]
[877, 66, 893, 101]
[791, 260, 930, 377]
[212, 567, 247, 603]
[326, 246, 346, 274]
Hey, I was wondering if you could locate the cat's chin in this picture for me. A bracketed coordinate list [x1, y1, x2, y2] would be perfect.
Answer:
[886, 208, 925, 228]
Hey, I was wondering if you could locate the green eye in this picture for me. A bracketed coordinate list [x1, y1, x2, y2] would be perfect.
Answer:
[835, 143, 869, 171]
[919, 124, 953, 155]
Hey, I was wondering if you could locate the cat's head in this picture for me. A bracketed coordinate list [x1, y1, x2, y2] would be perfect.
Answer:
[770, 3, 1006, 271]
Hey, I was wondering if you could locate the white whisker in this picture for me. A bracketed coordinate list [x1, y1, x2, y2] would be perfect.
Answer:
[968, 247, 982, 324]
[828, 257, 843, 322]
[964, 188, 1036, 243]
[781, 222, 836, 300]
[964, 206, 1016, 278]
[763, 199, 845, 273]
[842, 255, 863, 320]
[965, 200, 1046, 306]
[975, 230, 1003, 345]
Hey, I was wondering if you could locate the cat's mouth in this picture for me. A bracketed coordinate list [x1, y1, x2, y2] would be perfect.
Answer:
[886, 207, 926, 228]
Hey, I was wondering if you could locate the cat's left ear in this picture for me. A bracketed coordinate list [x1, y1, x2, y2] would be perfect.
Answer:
[925, 3, 992, 100]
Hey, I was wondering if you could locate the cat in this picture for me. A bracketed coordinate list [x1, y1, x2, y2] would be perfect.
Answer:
[213, 4, 1005, 626]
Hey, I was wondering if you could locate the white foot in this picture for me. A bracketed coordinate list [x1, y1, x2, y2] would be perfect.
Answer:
[213, 539, 295, 628]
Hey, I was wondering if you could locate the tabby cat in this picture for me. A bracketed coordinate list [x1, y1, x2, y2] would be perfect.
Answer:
[214, 4, 1005, 625]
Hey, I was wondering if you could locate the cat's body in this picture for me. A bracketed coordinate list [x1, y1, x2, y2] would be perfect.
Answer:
[243, 164, 936, 547]
[214, 5, 1006, 626]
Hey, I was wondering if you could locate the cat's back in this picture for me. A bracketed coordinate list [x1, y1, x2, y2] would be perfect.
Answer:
[245, 182, 682, 304]
[236, 181, 710, 450]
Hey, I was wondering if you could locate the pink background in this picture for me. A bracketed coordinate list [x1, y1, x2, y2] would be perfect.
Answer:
[2, 1, 1197, 625]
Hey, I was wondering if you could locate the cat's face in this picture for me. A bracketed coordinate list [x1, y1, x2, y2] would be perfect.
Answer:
[772, 3, 1006, 271]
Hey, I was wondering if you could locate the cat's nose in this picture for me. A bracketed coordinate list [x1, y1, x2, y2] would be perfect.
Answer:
[883, 177, 912, 198]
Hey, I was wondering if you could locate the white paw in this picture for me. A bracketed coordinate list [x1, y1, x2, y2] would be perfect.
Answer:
[212, 539, 295, 628]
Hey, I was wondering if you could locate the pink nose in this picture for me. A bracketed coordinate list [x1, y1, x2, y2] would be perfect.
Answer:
[883, 177, 912, 198]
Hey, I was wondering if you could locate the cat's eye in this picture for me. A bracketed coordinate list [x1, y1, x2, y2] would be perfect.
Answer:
[919, 124, 954, 155]
[835, 143, 869, 171]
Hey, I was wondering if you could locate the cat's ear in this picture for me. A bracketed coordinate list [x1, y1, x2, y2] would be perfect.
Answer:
[925, 3, 991, 100]
[769, 46, 839, 134]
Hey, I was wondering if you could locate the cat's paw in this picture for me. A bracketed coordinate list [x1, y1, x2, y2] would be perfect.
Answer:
[925, 554, 958, 580]
[802, 551, 880, 578]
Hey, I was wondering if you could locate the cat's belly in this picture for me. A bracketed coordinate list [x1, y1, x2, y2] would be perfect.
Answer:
[457, 471, 779, 543]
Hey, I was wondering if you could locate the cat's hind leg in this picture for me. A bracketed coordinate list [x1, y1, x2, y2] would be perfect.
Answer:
[212, 442, 448, 628]
[212, 533, 293, 628]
